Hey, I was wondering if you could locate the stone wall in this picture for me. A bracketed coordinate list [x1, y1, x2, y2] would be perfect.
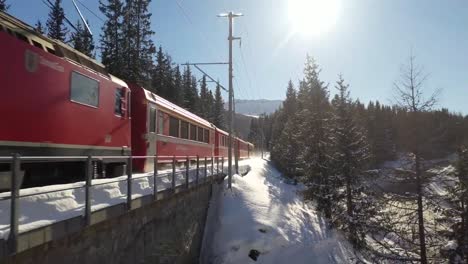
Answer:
[3, 183, 213, 264]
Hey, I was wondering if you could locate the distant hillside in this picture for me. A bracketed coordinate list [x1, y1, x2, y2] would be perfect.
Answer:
[225, 99, 282, 116]
[223, 112, 255, 140]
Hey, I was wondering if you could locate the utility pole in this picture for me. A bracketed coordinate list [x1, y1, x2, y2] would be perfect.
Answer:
[219, 12, 242, 188]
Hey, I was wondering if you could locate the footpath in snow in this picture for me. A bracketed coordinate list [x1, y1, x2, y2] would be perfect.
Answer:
[202, 157, 359, 264]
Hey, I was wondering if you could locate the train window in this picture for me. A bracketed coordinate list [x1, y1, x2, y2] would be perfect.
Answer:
[149, 107, 156, 133]
[46, 47, 56, 55]
[114, 88, 124, 116]
[204, 129, 210, 144]
[197, 127, 204, 142]
[181, 121, 189, 139]
[190, 124, 197, 141]
[70, 71, 99, 107]
[169, 116, 179, 137]
[157, 112, 164, 134]
[31, 40, 44, 50]
[15, 32, 29, 43]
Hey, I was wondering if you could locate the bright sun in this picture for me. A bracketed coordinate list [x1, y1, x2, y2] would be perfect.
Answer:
[288, 0, 340, 36]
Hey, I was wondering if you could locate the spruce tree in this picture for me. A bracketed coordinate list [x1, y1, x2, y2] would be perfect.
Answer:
[172, 65, 184, 106]
[207, 90, 215, 122]
[270, 80, 300, 176]
[151, 46, 168, 95]
[182, 66, 199, 112]
[35, 20, 45, 35]
[442, 146, 468, 263]
[190, 76, 199, 113]
[199, 76, 209, 118]
[300, 56, 334, 219]
[100, 0, 124, 76]
[121, 0, 155, 86]
[70, 20, 94, 58]
[213, 83, 225, 129]
[46, 0, 68, 42]
[0, 0, 9, 11]
[330, 75, 375, 249]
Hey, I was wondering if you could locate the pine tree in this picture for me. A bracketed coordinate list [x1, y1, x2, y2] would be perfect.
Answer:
[0, 0, 9, 11]
[35, 20, 45, 35]
[172, 65, 184, 106]
[121, 0, 155, 86]
[70, 20, 94, 58]
[151, 46, 169, 95]
[46, 0, 68, 42]
[199, 76, 209, 118]
[190, 76, 199, 113]
[283, 80, 297, 118]
[207, 90, 215, 122]
[442, 146, 468, 263]
[100, 0, 124, 77]
[330, 75, 376, 249]
[182, 66, 199, 112]
[300, 56, 334, 219]
[213, 83, 225, 129]
[270, 80, 300, 177]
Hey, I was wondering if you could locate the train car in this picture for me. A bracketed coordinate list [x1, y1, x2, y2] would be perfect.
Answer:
[0, 12, 131, 187]
[236, 138, 252, 159]
[214, 128, 229, 158]
[129, 84, 215, 172]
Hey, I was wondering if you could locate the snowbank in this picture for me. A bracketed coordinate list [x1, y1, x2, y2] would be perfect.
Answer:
[0, 161, 251, 240]
[202, 158, 359, 264]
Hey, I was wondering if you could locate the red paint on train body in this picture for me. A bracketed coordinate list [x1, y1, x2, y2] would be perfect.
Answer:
[129, 84, 215, 172]
[0, 18, 131, 157]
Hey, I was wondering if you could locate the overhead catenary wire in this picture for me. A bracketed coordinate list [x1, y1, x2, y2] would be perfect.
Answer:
[42, 0, 79, 33]
[75, 0, 105, 23]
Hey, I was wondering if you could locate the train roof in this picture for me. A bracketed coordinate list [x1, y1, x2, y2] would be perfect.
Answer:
[0, 11, 108, 76]
[142, 89, 213, 128]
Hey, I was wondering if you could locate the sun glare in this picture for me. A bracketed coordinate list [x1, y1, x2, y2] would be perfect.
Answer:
[288, 0, 340, 36]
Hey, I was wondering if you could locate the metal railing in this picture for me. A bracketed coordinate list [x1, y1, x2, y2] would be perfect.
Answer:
[0, 154, 226, 253]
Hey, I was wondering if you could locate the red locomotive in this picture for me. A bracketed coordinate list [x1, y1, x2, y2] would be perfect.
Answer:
[0, 12, 253, 188]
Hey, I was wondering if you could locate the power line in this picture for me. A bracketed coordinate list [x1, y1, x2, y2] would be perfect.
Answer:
[42, 0, 79, 32]
[173, 0, 222, 63]
[239, 45, 253, 99]
[75, 0, 105, 23]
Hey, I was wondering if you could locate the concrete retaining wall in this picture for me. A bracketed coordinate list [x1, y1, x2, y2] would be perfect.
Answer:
[2, 183, 213, 264]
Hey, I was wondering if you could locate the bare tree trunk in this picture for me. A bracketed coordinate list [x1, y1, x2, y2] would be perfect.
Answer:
[346, 172, 355, 244]
[415, 154, 428, 264]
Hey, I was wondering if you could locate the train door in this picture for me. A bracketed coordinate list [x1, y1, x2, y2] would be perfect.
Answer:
[146, 104, 157, 171]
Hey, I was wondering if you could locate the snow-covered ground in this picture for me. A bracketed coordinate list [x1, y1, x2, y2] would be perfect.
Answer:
[202, 158, 360, 264]
[0, 161, 250, 240]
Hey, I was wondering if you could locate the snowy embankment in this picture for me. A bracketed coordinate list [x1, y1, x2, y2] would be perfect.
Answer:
[0, 161, 251, 240]
[202, 158, 359, 264]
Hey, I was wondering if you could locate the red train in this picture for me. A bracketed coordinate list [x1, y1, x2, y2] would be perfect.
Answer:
[0, 12, 253, 187]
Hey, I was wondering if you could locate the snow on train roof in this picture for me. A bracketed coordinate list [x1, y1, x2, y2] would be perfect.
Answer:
[143, 90, 212, 128]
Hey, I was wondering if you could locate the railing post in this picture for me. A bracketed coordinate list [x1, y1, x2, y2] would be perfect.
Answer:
[172, 156, 176, 191]
[196, 156, 199, 185]
[126, 156, 132, 210]
[204, 157, 208, 182]
[211, 157, 214, 180]
[84, 155, 93, 226]
[8, 153, 20, 254]
[222, 157, 225, 174]
[153, 156, 158, 200]
[185, 157, 189, 189]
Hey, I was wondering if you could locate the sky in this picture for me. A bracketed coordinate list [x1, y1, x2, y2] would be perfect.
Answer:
[7, 0, 468, 114]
